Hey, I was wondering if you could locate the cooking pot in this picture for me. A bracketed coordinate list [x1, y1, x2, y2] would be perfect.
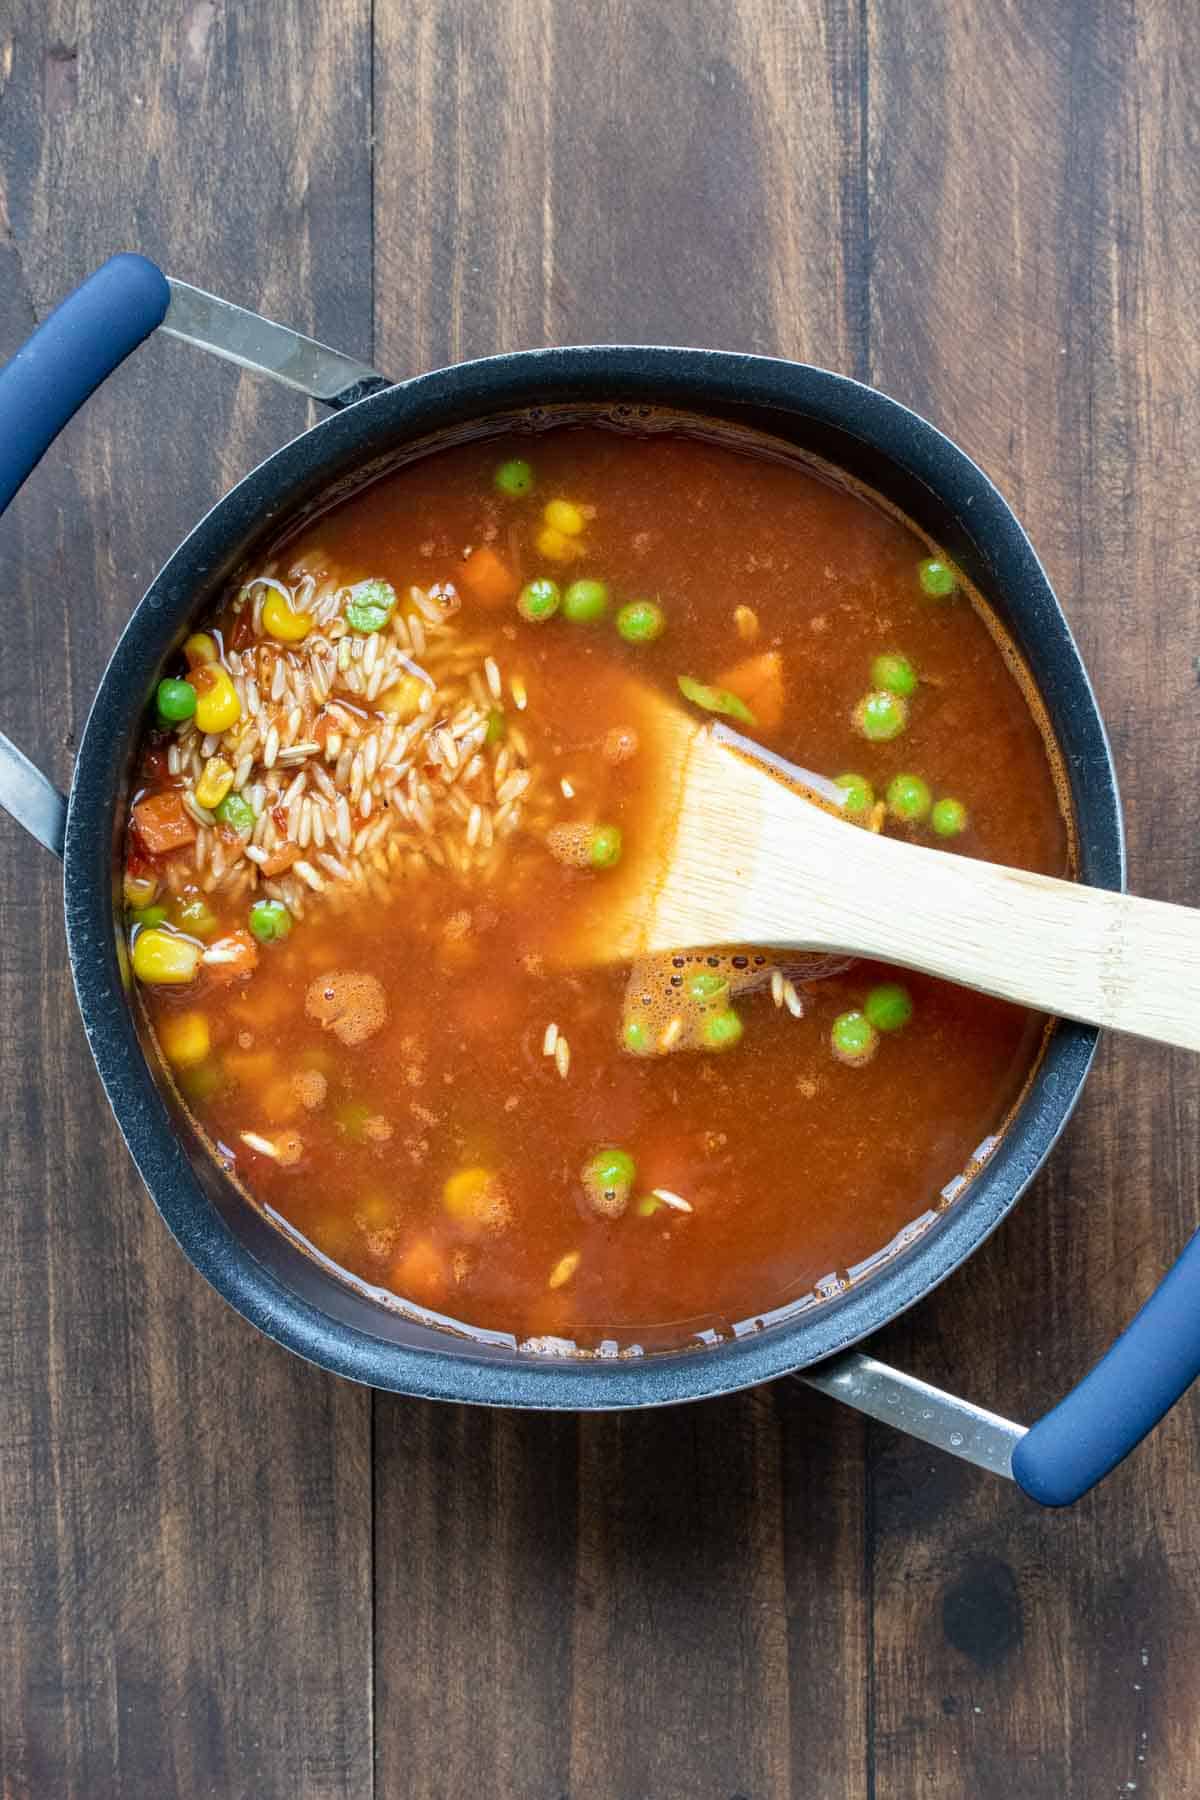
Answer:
[3, 254, 1195, 1508]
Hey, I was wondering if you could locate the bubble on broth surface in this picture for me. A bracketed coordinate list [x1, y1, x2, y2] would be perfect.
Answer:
[621, 949, 851, 1056]
[305, 970, 387, 1046]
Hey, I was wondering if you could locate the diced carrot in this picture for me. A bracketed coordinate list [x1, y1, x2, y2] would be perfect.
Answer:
[715, 650, 786, 731]
[391, 1236, 447, 1304]
[260, 842, 300, 877]
[457, 544, 519, 608]
[132, 790, 197, 854]
[201, 929, 259, 984]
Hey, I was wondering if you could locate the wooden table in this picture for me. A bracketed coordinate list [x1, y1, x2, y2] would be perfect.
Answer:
[2, 4, 1197, 1795]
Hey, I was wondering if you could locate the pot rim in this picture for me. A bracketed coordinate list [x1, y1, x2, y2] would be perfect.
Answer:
[64, 345, 1124, 1407]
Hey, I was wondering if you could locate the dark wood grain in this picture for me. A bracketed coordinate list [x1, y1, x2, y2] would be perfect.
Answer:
[863, 3, 1200, 1797]
[4, 0, 1200, 1795]
[0, 5, 374, 1797]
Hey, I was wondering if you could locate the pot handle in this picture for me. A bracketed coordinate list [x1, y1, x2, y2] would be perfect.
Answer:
[0, 254, 390, 860]
[806, 1226, 1200, 1505]
[0, 253, 171, 858]
[1008, 1226, 1200, 1504]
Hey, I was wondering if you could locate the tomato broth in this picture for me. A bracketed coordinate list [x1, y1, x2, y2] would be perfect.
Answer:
[123, 424, 1069, 1352]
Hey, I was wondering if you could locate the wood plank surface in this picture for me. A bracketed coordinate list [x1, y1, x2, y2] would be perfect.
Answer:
[863, 5, 1200, 1796]
[0, 5, 375, 1798]
[2, 1, 1199, 1796]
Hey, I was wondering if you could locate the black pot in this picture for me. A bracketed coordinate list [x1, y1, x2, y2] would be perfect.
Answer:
[6, 254, 1190, 1509]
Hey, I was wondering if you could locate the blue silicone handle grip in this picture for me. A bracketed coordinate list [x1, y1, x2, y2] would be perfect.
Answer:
[1012, 1227, 1200, 1505]
[0, 253, 169, 514]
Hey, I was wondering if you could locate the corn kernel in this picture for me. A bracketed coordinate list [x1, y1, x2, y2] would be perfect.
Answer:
[159, 1009, 211, 1068]
[378, 674, 427, 721]
[194, 756, 234, 810]
[262, 589, 314, 643]
[123, 869, 159, 909]
[191, 664, 241, 734]
[132, 927, 202, 985]
[548, 1250, 581, 1289]
[184, 632, 218, 667]
[535, 525, 584, 564]
[543, 498, 585, 537]
[443, 1166, 493, 1220]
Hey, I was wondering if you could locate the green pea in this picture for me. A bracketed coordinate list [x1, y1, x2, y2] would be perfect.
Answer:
[156, 677, 197, 723]
[865, 983, 913, 1033]
[485, 708, 506, 745]
[248, 898, 292, 943]
[886, 773, 932, 823]
[517, 578, 560, 623]
[622, 1018, 651, 1055]
[179, 1060, 223, 1103]
[494, 457, 534, 497]
[931, 796, 968, 837]
[919, 557, 957, 598]
[582, 1147, 637, 1208]
[173, 895, 218, 939]
[853, 690, 908, 742]
[345, 578, 396, 634]
[215, 792, 256, 834]
[128, 904, 168, 931]
[701, 1007, 743, 1051]
[563, 578, 609, 623]
[871, 652, 917, 697]
[834, 773, 875, 817]
[686, 969, 728, 1004]
[589, 824, 623, 870]
[831, 1010, 878, 1065]
[616, 599, 666, 644]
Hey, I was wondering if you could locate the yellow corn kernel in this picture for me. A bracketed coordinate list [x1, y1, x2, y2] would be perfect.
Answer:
[159, 1009, 211, 1068]
[192, 665, 241, 734]
[535, 525, 584, 564]
[184, 632, 218, 667]
[194, 756, 234, 810]
[132, 927, 202, 985]
[123, 869, 159, 909]
[378, 674, 427, 720]
[543, 498, 585, 537]
[548, 1250, 581, 1290]
[262, 589, 314, 643]
[733, 604, 759, 642]
[443, 1166, 493, 1220]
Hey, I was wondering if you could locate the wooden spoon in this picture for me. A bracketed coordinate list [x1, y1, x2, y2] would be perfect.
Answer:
[559, 689, 1200, 1053]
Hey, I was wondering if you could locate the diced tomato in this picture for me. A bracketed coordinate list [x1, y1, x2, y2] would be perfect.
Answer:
[228, 610, 257, 652]
[715, 650, 786, 731]
[201, 929, 259, 984]
[260, 843, 300, 877]
[457, 544, 519, 608]
[132, 790, 197, 854]
[271, 806, 290, 834]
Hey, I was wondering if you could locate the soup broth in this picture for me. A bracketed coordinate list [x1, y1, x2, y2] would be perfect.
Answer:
[123, 423, 1069, 1352]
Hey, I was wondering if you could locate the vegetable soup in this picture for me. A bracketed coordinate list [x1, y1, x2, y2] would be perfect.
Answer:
[122, 424, 1070, 1353]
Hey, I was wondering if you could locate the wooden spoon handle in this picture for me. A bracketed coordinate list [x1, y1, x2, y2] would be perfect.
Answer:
[746, 781, 1200, 1051]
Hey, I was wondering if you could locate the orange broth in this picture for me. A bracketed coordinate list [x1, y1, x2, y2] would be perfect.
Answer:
[124, 426, 1069, 1352]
